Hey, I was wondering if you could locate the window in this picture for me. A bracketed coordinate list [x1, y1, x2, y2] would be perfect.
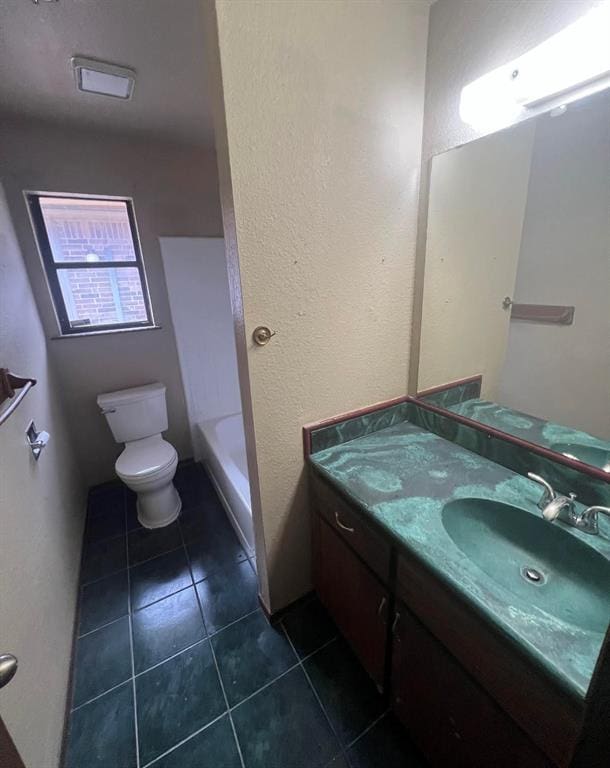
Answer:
[26, 193, 154, 335]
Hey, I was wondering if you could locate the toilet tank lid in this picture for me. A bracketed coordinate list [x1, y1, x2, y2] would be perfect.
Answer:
[97, 383, 166, 409]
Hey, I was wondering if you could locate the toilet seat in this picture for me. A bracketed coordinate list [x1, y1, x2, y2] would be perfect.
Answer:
[116, 436, 177, 482]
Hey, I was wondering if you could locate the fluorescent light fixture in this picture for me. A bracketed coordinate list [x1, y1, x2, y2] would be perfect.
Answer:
[71, 57, 135, 100]
[460, 3, 610, 131]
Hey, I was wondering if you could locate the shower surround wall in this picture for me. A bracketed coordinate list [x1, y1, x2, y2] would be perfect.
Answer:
[159, 237, 242, 451]
[160, 237, 252, 551]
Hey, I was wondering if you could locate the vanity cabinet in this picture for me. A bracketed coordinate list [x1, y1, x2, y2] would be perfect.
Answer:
[312, 512, 389, 689]
[310, 473, 579, 768]
[391, 604, 552, 768]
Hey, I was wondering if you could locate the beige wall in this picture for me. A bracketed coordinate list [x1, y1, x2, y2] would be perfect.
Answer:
[499, 95, 610, 439]
[209, 0, 430, 611]
[0, 184, 85, 767]
[418, 121, 534, 398]
[411, 0, 602, 389]
[0, 117, 223, 486]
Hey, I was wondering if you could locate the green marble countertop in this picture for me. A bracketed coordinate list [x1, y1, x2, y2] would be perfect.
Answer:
[309, 420, 610, 701]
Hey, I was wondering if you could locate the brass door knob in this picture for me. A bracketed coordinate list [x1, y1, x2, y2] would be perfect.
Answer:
[0, 654, 18, 689]
[252, 326, 276, 346]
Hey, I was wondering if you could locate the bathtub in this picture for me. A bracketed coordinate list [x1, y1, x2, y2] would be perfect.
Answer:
[196, 413, 254, 555]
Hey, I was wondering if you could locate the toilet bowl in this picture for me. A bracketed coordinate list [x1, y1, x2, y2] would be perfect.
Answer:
[97, 383, 182, 529]
[116, 435, 181, 528]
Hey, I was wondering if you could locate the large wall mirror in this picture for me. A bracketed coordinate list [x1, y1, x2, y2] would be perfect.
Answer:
[416, 88, 610, 479]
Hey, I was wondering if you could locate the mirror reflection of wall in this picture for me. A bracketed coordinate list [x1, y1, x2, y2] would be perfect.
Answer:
[418, 89, 610, 471]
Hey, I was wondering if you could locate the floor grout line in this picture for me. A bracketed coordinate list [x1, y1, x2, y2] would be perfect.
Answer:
[70, 677, 133, 713]
[125, 512, 141, 768]
[280, 621, 347, 764]
[139, 711, 228, 768]
[77, 611, 129, 639]
[131, 581, 195, 615]
[134, 637, 209, 678]
[179, 524, 247, 768]
[75, 478, 384, 768]
[228, 659, 302, 711]
[207, 607, 260, 638]
[80, 563, 128, 588]
[343, 709, 389, 751]
[128, 541, 185, 570]
[71, 627, 340, 714]
[81, 538, 192, 589]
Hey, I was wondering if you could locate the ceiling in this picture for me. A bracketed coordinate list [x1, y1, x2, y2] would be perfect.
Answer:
[0, 0, 215, 147]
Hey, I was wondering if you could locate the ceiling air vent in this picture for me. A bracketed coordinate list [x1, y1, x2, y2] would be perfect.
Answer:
[71, 57, 135, 100]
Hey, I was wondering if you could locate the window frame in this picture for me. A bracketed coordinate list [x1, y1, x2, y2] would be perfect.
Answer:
[25, 191, 155, 336]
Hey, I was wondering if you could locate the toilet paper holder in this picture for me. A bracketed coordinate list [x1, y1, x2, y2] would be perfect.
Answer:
[26, 421, 50, 461]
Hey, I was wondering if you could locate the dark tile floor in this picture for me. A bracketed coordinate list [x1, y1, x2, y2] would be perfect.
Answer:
[65, 461, 425, 768]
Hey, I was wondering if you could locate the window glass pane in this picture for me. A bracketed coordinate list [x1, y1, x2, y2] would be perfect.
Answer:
[57, 267, 148, 328]
[39, 197, 137, 263]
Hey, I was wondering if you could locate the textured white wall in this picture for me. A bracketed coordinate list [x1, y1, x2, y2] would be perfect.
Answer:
[0, 117, 223, 486]
[210, 0, 430, 610]
[0, 185, 85, 767]
[419, 121, 535, 397]
[160, 237, 242, 455]
[499, 94, 610, 438]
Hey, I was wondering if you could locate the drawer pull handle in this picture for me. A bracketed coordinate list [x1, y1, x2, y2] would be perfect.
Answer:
[377, 597, 387, 617]
[391, 612, 401, 635]
[334, 511, 355, 533]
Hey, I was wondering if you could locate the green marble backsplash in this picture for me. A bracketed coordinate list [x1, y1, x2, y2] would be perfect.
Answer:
[309, 401, 409, 454]
[419, 378, 481, 408]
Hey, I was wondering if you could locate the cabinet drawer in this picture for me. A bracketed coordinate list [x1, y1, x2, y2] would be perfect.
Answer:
[311, 474, 391, 583]
[392, 605, 553, 768]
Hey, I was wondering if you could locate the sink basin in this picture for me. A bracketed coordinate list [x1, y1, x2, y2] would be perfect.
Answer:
[551, 442, 610, 473]
[442, 498, 610, 632]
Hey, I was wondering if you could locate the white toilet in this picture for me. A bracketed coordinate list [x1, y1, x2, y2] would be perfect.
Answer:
[97, 383, 181, 529]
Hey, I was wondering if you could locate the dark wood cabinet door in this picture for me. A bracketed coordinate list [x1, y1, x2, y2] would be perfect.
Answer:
[391, 604, 553, 768]
[313, 513, 389, 689]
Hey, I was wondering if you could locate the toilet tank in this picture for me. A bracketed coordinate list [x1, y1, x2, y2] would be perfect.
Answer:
[97, 383, 168, 443]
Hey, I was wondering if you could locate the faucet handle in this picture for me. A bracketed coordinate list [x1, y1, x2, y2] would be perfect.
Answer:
[527, 473, 556, 509]
[578, 505, 610, 535]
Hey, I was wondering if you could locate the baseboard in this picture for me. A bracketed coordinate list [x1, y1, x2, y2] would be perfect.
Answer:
[59, 497, 88, 768]
[259, 590, 316, 624]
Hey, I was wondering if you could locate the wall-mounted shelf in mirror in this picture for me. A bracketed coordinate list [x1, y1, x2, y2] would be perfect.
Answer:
[414, 87, 610, 483]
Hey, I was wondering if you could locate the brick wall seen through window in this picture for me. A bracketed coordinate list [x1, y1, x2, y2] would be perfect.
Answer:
[27, 195, 154, 334]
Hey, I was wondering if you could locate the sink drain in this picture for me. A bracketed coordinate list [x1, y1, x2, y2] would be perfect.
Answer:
[521, 566, 545, 585]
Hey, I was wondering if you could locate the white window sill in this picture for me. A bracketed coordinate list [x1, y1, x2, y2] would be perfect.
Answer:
[50, 325, 162, 340]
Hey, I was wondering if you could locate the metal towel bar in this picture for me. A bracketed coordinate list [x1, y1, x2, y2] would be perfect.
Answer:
[509, 303, 575, 325]
[0, 370, 37, 427]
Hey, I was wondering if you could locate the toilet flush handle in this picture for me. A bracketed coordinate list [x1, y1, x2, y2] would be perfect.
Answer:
[100, 408, 116, 415]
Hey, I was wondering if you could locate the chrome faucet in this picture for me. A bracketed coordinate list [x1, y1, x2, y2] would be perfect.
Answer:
[527, 473, 577, 523]
[527, 472, 609, 536]
[577, 506, 610, 536]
